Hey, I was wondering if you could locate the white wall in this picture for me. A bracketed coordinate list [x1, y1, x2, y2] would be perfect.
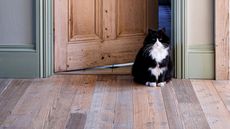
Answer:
[0, 0, 36, 45]
[187, 0, 214, 46]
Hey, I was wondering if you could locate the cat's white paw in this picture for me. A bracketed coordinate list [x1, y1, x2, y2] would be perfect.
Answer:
[145, 82, 157, 87]
[158, 82, 166, 87]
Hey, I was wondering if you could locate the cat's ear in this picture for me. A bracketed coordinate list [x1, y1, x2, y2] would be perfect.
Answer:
[148, 29, 156, 34]
[159, 28, 166, 33]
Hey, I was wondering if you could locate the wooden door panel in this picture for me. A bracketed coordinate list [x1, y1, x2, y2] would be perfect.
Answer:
[103, 0, 116, 40]
[69, 0, 102, 41]
[55, 0, 158, 72]
[67, 37, 143, 70]
[117, 0, 146, 37]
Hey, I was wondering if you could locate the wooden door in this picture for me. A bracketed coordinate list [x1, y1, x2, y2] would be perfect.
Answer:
[55, 0, 158, 72]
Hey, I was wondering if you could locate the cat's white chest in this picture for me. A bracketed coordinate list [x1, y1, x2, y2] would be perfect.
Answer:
[149, 65, 167, 80]
[149, 40, 168, 62]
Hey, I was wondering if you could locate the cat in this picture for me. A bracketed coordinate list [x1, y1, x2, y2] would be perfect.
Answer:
[132, 28, 173, 87]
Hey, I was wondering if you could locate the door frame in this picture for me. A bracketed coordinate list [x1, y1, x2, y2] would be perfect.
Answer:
[215, 0, 229, 80]
[173, 0, 186, 79]
[42, 0, 218, 79]
[39, 0, 54, 77]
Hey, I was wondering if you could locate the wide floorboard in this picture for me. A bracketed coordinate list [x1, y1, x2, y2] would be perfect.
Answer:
[0, 75, 230, 129]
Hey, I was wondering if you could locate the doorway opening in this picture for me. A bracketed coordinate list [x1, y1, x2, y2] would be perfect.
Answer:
[54, 0, 176, 76]
[159, 0, 171, 39]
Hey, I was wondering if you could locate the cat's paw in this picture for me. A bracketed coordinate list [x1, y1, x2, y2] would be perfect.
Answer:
[158, 82, 166, 87]
[145, 82, 157, 87]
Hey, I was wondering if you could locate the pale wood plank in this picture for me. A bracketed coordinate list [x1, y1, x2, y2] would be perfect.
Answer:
[84, 75, 119, 129]
[191, 80, 230, 129]
[0, 79, 12, 95]
[96, 76, 117, 129]
[28, 76, 64, 129]
[212, 81, 230, 111]
[68, 75, 97, 113]
[172, 80, 210, 129]
[65, 75, 97, 129]
[84, 76, 109, 129]
[0, 80, 32, 126]
[113, 76, 133, 129]
[66, 113, 87, 129]
[215, 0, 229, 79]
[42, 76, 80, 129]
[161, 82, 185, 129]
[133, 83, 169, 129]
[0, 78, 59, 129]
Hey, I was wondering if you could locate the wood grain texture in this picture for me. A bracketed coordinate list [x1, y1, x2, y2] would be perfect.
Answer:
[191, 80, 230, 129]
[0, 78, 59, 129]
[0, 79, 12, 95]
[161, 82, 185, 129]
[28, 76, 64, 129]
[42, 76, 79, 129]
[133, 82, 169, 129]
[65, 112, 87, 129]
[67, 37, 143, 70]
[0, 80, 31, 126]
[117, 0, 147, 37]
[212, 81, 230, 111]
[69, 0, 102, 41]
[103, 0, 116, 40]
[215, 0, 229, 80]
[172, 80, 210, 129]
[84, 76, 108, 129]
[54, 0, 68, 71]
[65, 75, 97, 129]
[113, 77, 133, 129]
[2, 76, 230, 129]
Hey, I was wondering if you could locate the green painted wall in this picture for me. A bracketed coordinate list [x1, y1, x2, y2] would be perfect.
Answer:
[0, 1, 40, 78]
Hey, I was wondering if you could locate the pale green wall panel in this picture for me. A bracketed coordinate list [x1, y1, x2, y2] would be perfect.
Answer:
[0, 0, 36, 45]
[184, 0, 214, 79]
[0, 0, 40, 78]
[187, 51, 214, 79]
[0, 52, 39, 78]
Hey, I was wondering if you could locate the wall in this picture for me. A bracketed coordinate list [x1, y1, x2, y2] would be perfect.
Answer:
[0, 0, 36, 46]
[0, 0, 39, 78]
[186, 0, 214, 79]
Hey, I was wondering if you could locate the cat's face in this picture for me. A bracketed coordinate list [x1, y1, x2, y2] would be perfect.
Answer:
[144, 28, 170, 47]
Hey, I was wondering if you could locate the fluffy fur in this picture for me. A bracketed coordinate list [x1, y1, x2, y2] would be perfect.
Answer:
[132, 28, 173, 87]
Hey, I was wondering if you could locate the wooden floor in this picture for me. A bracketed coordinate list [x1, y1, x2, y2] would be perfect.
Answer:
[1, 75, 230, 129]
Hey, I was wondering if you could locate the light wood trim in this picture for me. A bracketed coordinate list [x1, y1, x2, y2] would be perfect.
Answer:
[215, 0, 229, 80]
[54, 0, 68, 71]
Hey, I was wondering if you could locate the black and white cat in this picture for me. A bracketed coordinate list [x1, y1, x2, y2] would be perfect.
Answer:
[132, 28, 172, 87]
